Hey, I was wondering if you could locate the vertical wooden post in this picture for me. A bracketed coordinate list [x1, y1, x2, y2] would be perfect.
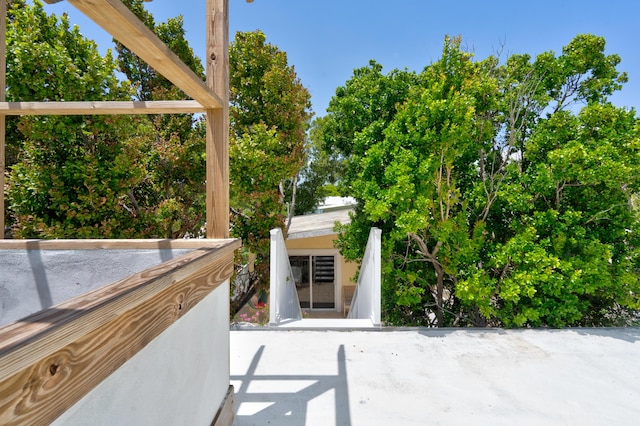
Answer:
[0, 0, 6, 239]
[206, 0, 229, 239]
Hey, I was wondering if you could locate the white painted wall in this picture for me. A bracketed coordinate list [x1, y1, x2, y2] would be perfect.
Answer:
[348, 228, 381, 325]
[269, 228, 302, 324]
[51, 280, 231, 426]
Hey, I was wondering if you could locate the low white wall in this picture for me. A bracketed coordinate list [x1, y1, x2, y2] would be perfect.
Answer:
[0, 249, 192, 327]
[51, 280, 231, 426]
[269, 228, 302, 324]
[348, 228, 381, 325]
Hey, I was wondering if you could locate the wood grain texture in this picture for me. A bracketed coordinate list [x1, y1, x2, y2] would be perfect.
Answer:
[0, 239, 240, 425]
[0, 100, 206, 116]
[66, 0, 222, 109]
[211, 385, 235, 426]
[0, 238, 238, 250]
[206, 109, 230, 239]
[206, 0, 230, 238]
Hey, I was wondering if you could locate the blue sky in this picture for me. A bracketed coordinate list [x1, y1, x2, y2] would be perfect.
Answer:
[42, 0, 639, 117]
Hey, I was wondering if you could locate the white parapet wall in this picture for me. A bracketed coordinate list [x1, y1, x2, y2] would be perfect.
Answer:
[348, 228, 381, 326]
[269, 228, 302, 325]
[51, 281, 231, 426]
[0, 239, 240, 426]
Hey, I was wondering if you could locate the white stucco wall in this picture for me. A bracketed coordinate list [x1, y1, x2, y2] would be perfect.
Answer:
[51, 280, 231, 426]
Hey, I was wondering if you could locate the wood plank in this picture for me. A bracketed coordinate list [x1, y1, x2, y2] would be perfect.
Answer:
[65, 0, 223, 109]
[211, 385, 235, 426]
[0, 237, 239, 250]
[206, 0, 230, 238]
[0, 100, 206, 116]
[0, 239, 239, 425]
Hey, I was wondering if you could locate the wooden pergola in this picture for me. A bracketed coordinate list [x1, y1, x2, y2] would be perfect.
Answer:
[0, 0, 229, 239]
[0, 1, 241, 425]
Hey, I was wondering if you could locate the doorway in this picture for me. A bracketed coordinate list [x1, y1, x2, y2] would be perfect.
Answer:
[289, 255, 336, 310]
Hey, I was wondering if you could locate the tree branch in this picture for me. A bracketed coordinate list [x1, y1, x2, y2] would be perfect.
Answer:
[584, 204, 624, 225]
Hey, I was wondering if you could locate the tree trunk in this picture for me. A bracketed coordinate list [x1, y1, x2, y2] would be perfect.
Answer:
[285, 173, 299, 233]
[434, 263, 444, 327]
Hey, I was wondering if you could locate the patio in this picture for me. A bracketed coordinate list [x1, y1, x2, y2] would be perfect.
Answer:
[231, 327, 640, 425]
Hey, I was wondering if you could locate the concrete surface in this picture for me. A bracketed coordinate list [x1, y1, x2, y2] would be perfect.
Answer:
[0, 248, 192, 327]
[230, 328, 640, 425]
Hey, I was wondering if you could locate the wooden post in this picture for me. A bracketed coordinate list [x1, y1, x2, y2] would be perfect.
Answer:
[206, 0, 229, 239]
[0, 0, 6, 239]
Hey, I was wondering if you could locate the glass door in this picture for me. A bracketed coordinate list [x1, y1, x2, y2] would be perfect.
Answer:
[289, 255, 335, 309]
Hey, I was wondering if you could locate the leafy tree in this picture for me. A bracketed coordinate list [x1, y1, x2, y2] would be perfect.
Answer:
[115, 0, 208, 238]
[322, 61, 419, 263]
[322, 60, 418, 190]
[291, 116, 344, 215]
[5, 0, 209, 239]
[323, 34, 640, 327]
[229, 30, 312, 294]
[6, 4, 316, 317]
[459, 103, 640, 327]
[5, 0, 146, 238]
[6, 3, 318, 320]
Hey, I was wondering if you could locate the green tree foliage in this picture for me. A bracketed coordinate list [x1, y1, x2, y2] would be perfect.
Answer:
[6, 0, 209, 239]
[322, 61, 419, 263]
[291, 116, 344, 215]
[6, 4, 315, 295]
[322, 34, 640, 327]
[115, 0, 208, 238]
[229, 30, 312, 289]
[5, 0, 145, 238]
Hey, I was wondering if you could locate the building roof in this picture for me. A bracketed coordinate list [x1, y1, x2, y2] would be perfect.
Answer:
[287, 208, 352, 240]
[231, 327, 640, 425]
[315, 196, 356, 213]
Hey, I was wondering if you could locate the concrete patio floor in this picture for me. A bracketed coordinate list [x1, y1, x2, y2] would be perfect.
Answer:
[230, 327, 640, 425]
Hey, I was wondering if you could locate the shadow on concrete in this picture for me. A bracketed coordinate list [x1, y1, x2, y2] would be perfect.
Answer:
[27, 246, 53, 310]
[231, 344, 351, 426]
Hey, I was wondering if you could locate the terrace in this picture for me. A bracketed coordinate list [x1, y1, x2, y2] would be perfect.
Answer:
[1, 2, 639, 426]
[230, 327, 640, 425]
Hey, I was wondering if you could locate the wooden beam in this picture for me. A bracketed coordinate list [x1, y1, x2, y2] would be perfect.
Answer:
[0, 100, 206, 116]
[65, 0, 223, 109]
[0, 237, 239, 250]
[206, 0, 230, 238]
[211, 385, 235, 426]
[0, 238, 240, 425]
